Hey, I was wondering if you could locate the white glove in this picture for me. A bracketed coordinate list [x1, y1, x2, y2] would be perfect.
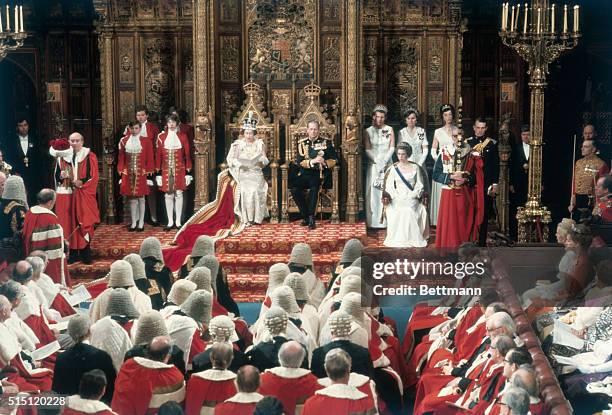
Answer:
[576, 364, 595, 374]
[365, 149, 377, 163]
[185, 175, 193, 186]
[147, 179, 154, 186]
[118, 179, 122, 185]
[155, 176, 162, 187]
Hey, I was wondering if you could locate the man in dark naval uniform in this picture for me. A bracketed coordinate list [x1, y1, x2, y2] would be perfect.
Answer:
[290, 119, 339, 229]
[4, 119, 42, 205]
[466, 117, 499, 246]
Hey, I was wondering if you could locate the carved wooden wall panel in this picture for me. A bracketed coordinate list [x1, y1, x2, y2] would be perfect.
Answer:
[220, 36, 240, 82]
[118, 37, 134, 85]
[385, 37, 420, 122]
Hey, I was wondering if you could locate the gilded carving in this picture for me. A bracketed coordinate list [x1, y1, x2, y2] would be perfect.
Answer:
[362, 90, 377, 118]
[362, 0, 380, 23]
[322, 0, 340, 22]
[220, 0, 239, 23]
[160, 0, 178, 17]
[184, 90, 194, 121]
[272, 90, 292, 112]
[429, 37, 443, 84]
[143, 38, 175, 116]
[119, 90, 135, 124]
[322, 35, 340, 82]
[387, 37, 419, 121]
[220, 36, 239, 81]
[183, 37, 193, 82]
[248, 0, 314, 80]
[428, 91, 443, 123]
[118, 37, 133, 84]
[136, 0, 155, 19]
[222, 89, 241, 121]
[364, 36, 377, 82]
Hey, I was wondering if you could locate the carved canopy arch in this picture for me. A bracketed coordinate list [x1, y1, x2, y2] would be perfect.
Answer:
[226, 81, 278, 160]
[287, 83, 337, 162]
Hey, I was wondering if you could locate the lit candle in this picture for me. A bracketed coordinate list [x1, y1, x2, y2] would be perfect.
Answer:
[574, 5, 579, 33]
[563, 4, 568, 33]
[551, 4, 555, 33]
[0, 10, 3, 32]
[514, 4, 520, 31]
[511, 6, 515, 32]
[501, 3, 507, 30]
[524, 3, 528, 34]
[14, 5, 18, 33]
[6, 5, 10, 32]
[537, 7, 541, 35]
[19, 6, 23, 32]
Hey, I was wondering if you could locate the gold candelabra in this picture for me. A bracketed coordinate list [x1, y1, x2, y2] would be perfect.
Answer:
[499, 0, 580, 243]
[0, 4, 26, 61]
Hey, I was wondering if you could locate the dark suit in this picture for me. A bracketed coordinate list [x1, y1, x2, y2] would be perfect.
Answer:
[509, 142, 530, 238]
[246, 336, 309, 372]
[51, 342, 116, 404]
[466, 136, 499, 246]
[310, 339, 374, 379]
[3, 134, 42, 204]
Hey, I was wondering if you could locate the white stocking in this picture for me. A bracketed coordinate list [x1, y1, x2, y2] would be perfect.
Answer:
[129, 198, 138, 228]
[175, 190, 184, 227]
[165, 193, 175, 227]
[138, 197, 146, 227]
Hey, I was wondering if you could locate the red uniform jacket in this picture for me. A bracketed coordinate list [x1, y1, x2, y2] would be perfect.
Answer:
[302, 384, 376, 415]
[111, 357, 185, 415]
[156, 131, 192, 193]
[185, 369, 236, 415]
[213, 392, 263, 415]
[62, 396, 117, 415]
[22, 205, 70, 286]
[118, 134, 155, 197]
[259, 367, 322, 415]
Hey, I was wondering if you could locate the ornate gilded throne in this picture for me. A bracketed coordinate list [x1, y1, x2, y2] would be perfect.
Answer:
[281, 84, 340, 224]
[225, 81, 281, 223]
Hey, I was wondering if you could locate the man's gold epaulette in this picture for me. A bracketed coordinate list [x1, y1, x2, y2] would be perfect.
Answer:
[298, 137, 310, 143]
[4, 201, 21, 214]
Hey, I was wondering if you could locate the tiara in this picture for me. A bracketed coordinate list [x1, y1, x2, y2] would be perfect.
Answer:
[373, 104, 388, 114]
[242, 110, 258, 131]
[405, 107, 419, 117]
[440, 104, 452, 112]
[571, 224, 589, 234]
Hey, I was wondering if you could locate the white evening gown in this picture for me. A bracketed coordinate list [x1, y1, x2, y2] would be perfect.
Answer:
[430, 127, 454, 226]
[365, 125, 394, 228]
[383, 164, 429, 247]
[226, 138, 269, 224]
[398, 127, 429, 167]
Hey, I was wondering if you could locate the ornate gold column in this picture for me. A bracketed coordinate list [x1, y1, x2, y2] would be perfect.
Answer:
[497, 117, 512, 235]
[94, 5, 116, 224]
[340, 0, 361, 223]
[192, 0, 216, 208]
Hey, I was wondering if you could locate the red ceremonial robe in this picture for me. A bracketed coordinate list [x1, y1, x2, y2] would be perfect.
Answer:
[54, 147, 100, 250]
[141, 121, 160, 144]
[213, 392, 264, 415]
[15, 286, 57, 346]
[111, 357, 186, 415]
[484, 382, 545, 415]
[156, 130, 192, 193]
[435, 155, 484, 249]
[259, 367, 322, 415]
[302, 383, 376, 415]
[62, 395, 118, 415]
[185, 369, 237, 415]
[118, 134, 155, 197]
[401, 303, 450, 360]
[22, 206, 70, 286]
[317, 373, 378, 413]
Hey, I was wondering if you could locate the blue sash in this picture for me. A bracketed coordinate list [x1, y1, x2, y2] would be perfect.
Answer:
[394, 165, 414, 191]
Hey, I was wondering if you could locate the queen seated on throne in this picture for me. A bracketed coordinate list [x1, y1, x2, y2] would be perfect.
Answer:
[226, 112, 270, 226]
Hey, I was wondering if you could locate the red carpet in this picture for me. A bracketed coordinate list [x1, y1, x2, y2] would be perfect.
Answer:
[70, 222, 384, 302]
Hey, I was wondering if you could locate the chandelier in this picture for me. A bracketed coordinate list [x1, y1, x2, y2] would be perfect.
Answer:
[0, 4, 26, 61]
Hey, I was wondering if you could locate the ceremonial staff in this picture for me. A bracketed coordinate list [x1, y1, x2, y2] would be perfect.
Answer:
[570, 134, 577, 219]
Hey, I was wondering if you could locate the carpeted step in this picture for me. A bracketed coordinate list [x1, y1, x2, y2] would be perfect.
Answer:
[90, 225, 177, 259]
[227, 273, 332, 303]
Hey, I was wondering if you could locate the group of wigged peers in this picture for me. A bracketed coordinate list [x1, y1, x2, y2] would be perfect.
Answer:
[3, 226, 586, 415]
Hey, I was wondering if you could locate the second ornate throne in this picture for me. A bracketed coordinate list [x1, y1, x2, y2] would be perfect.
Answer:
[281, 84, 340, 224]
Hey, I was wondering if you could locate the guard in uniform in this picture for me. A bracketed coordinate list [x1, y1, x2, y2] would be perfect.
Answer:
[290, 120, 339, 229]
[569, 139, 609, 221]
[466, 117, 499, 246]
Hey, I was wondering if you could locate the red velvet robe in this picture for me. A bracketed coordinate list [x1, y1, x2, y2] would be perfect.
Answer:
[213, 392, 264, 415]
[259, 367, 322, 415]
[317, 373, 378, 413]
[185, 369, 236, 415]
[22, 205, 70, 286]
[435, 154, 484, 249]
[118, 134, 155, 197]
[401, 303, 450, 360]
[62, 396, 118, 415]
[111, 357, 185, 415]
[54, 147, 100, 250]
[156, 130, 192, 193]
[302, 384, 376, 415]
